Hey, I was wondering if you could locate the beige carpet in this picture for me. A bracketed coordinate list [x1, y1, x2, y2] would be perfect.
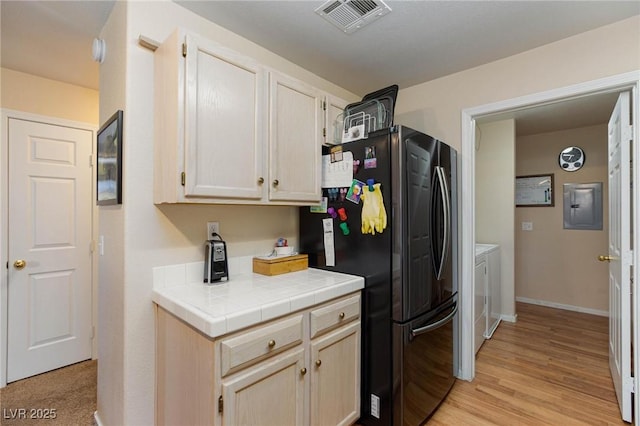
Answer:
[0, 360, 96, 426]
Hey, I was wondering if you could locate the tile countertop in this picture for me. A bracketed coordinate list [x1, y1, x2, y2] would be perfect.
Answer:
[152, 256, 364, 339]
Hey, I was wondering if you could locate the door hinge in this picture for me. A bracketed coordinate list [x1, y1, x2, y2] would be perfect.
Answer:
[90, 240, 95, 253]
[323, 128, 326, 138]
[89, 154, 93, 167]
[182, 43, 187, 58]
[181, 172, 186, 186]
[322, 100, 326, 111]
[92, 326, 96, 339]
[218, 396, 223, 413]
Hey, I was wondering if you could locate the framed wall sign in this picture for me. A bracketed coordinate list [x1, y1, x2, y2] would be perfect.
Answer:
[516, 174, 554, 207]
[97, 110, 123, 205]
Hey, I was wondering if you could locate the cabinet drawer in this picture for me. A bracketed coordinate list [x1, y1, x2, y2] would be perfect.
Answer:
[220, 314, 303, 377]
[310, 294, 360, 339]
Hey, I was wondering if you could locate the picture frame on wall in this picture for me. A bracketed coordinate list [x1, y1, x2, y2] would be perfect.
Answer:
[515, 174, 554, 207]
[97, 110, 123, 205]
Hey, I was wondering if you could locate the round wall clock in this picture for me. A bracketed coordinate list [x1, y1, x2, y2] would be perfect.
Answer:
[559, 146, 585, 172]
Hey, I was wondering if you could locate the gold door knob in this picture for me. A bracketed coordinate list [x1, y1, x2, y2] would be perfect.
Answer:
[268, 339, 276, 348]
[598, 255, 612, 262]
[339, 312, 345, 319]
[315, 359, 322, 367]
[13, 260, 26, 270]
[300, 367, 307, 376]
[273, 179, 279, 187]
[258, 177, 264, 184]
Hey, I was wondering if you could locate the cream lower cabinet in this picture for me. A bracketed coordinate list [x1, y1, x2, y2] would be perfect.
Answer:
[156, 292, 361, 426]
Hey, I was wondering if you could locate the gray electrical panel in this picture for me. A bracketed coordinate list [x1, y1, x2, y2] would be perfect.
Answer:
[563, 183, 603, 230]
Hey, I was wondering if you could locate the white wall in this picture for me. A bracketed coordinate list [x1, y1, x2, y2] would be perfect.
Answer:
[96, 1, 126, 424]
[0, 68, 98, 124]
[475, 119, 515, 318]
[97, 1, 357, 424]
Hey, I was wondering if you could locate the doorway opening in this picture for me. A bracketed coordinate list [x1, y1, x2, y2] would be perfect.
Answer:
[459, 71, 639, 419]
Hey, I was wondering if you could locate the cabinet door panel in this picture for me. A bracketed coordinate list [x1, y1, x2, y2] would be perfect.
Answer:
[222, 348, 305, 426]
[310, 321, 360, 426]
[325, 95, 349, 145]
[269, 72, 322, 202]
[185, 34, 267, 199]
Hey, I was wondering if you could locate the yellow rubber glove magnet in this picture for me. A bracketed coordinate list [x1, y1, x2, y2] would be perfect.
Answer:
[360, 183, 387, 235]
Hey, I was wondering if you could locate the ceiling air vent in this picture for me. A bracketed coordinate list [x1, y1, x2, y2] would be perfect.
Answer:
[315, 0, 392, 34]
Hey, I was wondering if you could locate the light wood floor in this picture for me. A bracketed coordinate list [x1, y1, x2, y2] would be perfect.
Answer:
[428, 302, 627, 425]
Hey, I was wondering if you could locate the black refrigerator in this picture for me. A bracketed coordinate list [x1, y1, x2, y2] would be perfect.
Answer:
[299, 125, 458, 426]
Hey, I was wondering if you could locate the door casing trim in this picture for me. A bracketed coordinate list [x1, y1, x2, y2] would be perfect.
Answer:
[459, 70, 640, 387]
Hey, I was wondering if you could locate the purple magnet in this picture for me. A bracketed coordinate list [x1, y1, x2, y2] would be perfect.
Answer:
[353, 160, 361, 174]
[339, 222, 350, 236]
[327, 207, 338, 219]
[367, 178, 375, 192]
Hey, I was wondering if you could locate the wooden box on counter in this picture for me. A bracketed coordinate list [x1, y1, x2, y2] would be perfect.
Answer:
[252, 254, 308, 276]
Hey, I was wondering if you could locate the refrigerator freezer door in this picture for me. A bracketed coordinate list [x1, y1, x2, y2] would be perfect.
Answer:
[392, 298, 457, 425]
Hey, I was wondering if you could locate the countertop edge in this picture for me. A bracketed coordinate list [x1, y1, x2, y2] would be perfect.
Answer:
[152, 270, 364, 339]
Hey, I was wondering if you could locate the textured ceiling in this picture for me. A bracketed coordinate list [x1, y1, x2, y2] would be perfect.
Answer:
[1, 1, 637, 134]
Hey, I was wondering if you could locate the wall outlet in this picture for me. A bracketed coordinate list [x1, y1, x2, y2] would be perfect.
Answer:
[521, 221, 533, 231]
[207, 221, 220, 239]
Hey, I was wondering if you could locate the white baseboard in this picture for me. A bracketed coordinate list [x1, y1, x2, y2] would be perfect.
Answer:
[500, 313, 518, 323]
[94, 411, 103, 426]
[516, 296, 608, 317]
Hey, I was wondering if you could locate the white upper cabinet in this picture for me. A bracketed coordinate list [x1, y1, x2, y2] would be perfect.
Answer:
[268, 71, 323, 202]
[184, 32, 267, 200]
[325, 94, 349, 145]
[154, 28, 326, 205]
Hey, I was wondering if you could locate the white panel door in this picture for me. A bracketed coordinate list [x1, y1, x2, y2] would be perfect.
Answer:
[606, 91, 632, 422]
[7, 118, 93, 382]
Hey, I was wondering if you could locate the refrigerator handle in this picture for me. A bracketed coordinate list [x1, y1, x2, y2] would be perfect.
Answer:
[435, 166, 451, 280]
[410, 302, 458, 338]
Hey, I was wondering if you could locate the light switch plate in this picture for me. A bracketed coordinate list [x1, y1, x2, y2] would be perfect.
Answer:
[521, 221, 533, 231]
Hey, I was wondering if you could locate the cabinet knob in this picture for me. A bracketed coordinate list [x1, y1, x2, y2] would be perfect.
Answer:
[273, 179, 279, 187]
[13, 259, 26, 270]
[258, 177, 264, 184]
[598, 255, 613, 262]
[315, 359, 322, 367]
[300, 367, 307, 376]
[339, 312, 345, 319]
[268, 339, 276, 348]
